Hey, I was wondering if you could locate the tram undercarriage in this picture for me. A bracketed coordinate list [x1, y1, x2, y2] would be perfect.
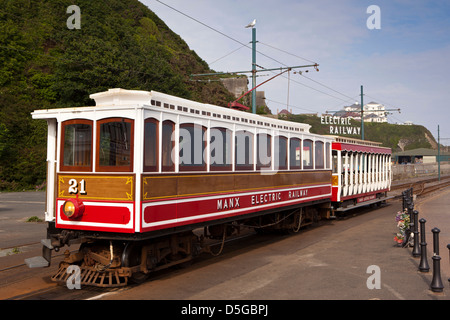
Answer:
[49, 202, 330, 288]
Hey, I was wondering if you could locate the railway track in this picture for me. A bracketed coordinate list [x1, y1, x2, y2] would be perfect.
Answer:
[0, 228, 264, 300]
[414, 179, 450, 197]
[390, 175, 450, 198]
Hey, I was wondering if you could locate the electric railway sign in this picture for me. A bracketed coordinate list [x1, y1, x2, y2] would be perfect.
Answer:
[320, 115, 361, 136]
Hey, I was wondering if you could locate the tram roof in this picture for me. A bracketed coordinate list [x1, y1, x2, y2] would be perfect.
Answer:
[328, 135, 391, 154]
[32, 88, 333, 138]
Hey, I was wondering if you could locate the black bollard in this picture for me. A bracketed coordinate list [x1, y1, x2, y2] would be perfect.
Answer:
[402, 191, 407, 211]
[447, 244, 450, 284]
[418, 218, 430, 272]
[407, 202, 414, 226]
[430, 227, 444, 292]
[412, 210, 420, 257]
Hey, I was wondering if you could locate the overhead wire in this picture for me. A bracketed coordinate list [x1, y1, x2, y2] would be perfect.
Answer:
[3, 0, 390, 115]
[258, 41, 317, 64]
[279, 73, 355, 103]
[154, 0, 366, 110]
[154, 0, 287, 67]
[365, 94, 401, 111]
[363, 93, 403, 124]
[208, 43, 248, 66]
[258, 40, 357, 103]
[299, 74, 356, 101]
[264, 98, 321, 114]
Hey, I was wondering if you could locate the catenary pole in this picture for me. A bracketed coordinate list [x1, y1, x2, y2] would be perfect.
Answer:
[251, 26, 257, 113]
[361, 85, 364, 140]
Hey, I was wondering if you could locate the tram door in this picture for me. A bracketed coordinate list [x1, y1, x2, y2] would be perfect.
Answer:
[331, 150, 341, 201]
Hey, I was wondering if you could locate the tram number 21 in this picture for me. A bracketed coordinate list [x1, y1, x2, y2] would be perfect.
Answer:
[68, 179, 87, 195]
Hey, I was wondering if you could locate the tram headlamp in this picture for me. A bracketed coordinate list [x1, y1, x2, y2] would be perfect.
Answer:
[62, 198, 85, 218]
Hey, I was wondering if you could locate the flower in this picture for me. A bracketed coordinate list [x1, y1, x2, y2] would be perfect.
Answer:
[394, 234, 403, 244]
[394, 210, 410, 244]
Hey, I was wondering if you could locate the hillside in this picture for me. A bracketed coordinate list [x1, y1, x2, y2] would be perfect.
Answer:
[0, 0, 234, 190]
[0, 1, 438, 190]
[283, 114, 437, 152]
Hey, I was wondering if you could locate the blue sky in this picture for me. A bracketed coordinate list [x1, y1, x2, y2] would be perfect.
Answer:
[142, 0, 450, 142]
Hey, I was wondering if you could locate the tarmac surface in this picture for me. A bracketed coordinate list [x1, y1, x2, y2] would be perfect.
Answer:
[98, 187, 450, 301]
[0, 186, 449, 301]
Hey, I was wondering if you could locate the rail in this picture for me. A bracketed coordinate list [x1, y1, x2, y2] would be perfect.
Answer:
[390, 175, 450, 198]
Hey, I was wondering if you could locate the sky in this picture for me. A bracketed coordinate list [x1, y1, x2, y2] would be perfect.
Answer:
[141, 0, 450, 143]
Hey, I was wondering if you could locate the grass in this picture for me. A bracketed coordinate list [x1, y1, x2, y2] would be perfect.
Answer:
[26, 216, 43, 223]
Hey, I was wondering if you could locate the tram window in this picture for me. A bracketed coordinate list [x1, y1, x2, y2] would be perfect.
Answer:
[235, 130, 253, 170]
[143, 118, 158, 172]
[274, 136, 287, 170]
[289, 138, 301, 169]
[315, 141, 324, 169]
[332, 151, 338, 173]
[256, 133, 271, 169]
[97, 118, 134, 172]
[161, 120, 174, 172]
[179, 123, 206, 171]
[303, 139, 313, 169]
[210, 127, 232, 171]
[326, 142, 331, 169]
[61, 119, 93, 171]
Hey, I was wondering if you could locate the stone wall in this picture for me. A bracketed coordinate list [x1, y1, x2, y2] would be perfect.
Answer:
[220, 77, 268, 109]
[392, 162, 450, 180]
[220, 77, 248, 98]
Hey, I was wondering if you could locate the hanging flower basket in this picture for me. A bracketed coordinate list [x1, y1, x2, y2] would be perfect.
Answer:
[394, 210, 410, 246]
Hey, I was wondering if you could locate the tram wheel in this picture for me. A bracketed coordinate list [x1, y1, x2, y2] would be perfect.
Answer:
[122, 242, 149, 284]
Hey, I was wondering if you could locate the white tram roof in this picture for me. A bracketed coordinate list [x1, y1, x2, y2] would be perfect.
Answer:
[32, 88, 316, 136]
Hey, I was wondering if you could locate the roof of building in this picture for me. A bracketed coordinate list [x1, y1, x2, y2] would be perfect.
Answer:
[393, 148, 450, 157]
[278, 109, 291, 115]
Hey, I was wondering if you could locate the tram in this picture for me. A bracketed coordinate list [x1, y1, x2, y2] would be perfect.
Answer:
[27, 88, 337, 286]
[330, 136, 392, 212]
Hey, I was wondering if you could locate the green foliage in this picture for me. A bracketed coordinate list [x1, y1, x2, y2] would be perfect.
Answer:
[27, 216, 44, 222]
[0, 0, 234, 190]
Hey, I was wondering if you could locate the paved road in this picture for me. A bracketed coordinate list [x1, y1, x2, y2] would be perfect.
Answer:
[415, 187, 450, 286]
[0, 191, 46, 251]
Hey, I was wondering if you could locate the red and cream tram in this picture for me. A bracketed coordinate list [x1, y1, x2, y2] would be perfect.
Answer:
[27, 88, 336, 286]
[330, 136, 392, 212]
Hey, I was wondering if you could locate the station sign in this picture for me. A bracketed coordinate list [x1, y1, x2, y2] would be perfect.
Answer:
[320, 115, 361, 135]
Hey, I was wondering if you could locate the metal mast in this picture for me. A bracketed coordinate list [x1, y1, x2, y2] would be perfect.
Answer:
[248, 20, 257, 113]
[191, 19, 319, 112]
[361, 85, 364, 140]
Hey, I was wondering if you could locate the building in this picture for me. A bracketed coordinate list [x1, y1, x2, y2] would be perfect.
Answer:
[277, 108, 292, 118]
[220, 76, 268, 111]
[392, 148, 450, 164]
[338, 101, 388, 123]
